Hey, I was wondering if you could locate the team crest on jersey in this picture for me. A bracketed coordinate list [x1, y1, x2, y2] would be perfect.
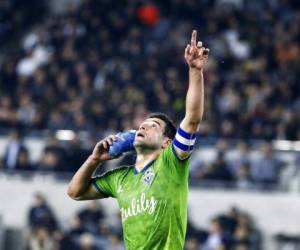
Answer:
[142, 169, 155, 185]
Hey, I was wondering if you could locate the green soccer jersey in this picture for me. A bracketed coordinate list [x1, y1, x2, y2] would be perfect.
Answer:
[92, 143, 190, 250]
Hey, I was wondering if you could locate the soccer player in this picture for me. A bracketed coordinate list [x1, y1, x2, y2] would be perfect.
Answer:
[67, 30, 209, 250]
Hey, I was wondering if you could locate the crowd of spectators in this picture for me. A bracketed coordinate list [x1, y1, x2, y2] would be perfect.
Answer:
[26, 193, 124, 250]
[1, 2, 298, 247]
[25, 193, 261, 250]
[0, 129, 90, 174]
[0, 0, 46, 48]
[0, 0, 299, 191]
[0, 128, 291, 190]
[186, 206, 261, 250]
[189, 139, 286, 190]
[0, 0, 299, 141]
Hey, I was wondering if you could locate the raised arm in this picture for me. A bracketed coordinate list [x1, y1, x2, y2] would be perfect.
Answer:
[173, 30, 209, 159]
[67, 135, 116, 200]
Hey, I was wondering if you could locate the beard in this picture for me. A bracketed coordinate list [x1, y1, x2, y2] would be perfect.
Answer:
[134, 139, 161, 151]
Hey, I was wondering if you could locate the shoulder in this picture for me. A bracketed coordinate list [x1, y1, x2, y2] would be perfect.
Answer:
[94, 165, 133, 179]
[92, 165, 133, 189]
[161, 143, 188, 159]
[159, 143, 191, 164]
[157, 144, 190, 183]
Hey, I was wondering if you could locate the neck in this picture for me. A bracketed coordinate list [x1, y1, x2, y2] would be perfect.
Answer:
[135, 148, 162, 171]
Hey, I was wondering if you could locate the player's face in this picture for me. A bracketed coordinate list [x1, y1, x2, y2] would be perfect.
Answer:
[134, 118, 168, 150]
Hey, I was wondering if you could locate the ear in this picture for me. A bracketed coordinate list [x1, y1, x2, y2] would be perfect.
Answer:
[161, 137, 172, 149]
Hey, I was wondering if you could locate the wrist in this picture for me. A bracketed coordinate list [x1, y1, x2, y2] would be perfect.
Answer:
[87, 155, 102, 165]
[189, 67, 203, 73]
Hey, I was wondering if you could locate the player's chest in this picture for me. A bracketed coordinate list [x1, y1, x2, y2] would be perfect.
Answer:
[116, 167, 168, 202]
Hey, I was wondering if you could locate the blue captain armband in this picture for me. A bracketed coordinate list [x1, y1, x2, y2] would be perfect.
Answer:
[173, 127, 197, 151]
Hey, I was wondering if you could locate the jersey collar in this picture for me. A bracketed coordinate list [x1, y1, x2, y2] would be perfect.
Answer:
[134, 159, 156, 175]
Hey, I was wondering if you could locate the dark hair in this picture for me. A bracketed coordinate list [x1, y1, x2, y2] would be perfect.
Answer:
[147, 113, 176, 139]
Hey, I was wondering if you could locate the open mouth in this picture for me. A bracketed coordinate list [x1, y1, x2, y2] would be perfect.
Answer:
[136, 132, 145, 138]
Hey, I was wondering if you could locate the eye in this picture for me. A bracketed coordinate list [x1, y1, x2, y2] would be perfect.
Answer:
[152, 124, 157, 128]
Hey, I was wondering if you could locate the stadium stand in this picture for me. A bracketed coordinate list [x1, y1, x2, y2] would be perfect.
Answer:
[0, 0, 299, 249]
[0, 0, 299, 189]
[0, 0, 299, 140]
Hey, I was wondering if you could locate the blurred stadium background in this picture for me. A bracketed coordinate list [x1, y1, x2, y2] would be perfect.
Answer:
[0, 0, 300, 249]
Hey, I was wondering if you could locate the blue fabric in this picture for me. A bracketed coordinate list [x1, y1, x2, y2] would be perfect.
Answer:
[108, 130, 136, 157]
[173, 138, 194, 151]
[171, 143, 191, 161]
[178, 127, 196, 140]
[133, 159, 156, 175]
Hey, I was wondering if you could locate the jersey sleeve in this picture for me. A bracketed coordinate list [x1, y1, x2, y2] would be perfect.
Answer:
[92, 168, 124, 198]
[172, 126, 197, 160]
[159, 143, 191, 183]
[159, 127, 198, 182]
[162, 143, 191, 167]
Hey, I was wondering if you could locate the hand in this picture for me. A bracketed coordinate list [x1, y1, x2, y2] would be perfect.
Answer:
[90, 134, 118, 162]
[184, 30, 209, 70]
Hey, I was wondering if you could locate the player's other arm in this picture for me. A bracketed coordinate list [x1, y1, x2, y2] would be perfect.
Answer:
[173, 30, 209, 159]
[67, 135, 117, 200]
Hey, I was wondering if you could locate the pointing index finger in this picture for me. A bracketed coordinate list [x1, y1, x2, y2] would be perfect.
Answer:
[191, 30, 197, 47]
